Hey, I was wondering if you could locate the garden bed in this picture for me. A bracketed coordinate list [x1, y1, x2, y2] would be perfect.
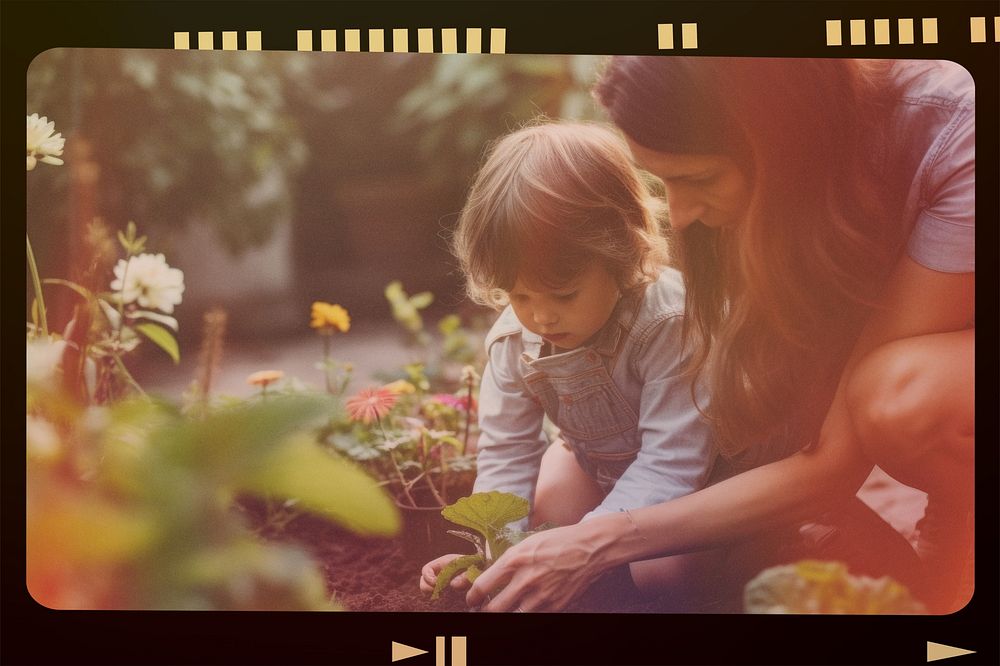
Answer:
[240, 497, 734, 613]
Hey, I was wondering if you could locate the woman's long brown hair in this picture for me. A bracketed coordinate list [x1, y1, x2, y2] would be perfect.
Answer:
[596, 57, 913, 467]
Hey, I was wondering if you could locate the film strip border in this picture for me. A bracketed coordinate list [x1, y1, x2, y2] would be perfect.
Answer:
[173, 28, 507, 53]
[825, 16, 999, 46]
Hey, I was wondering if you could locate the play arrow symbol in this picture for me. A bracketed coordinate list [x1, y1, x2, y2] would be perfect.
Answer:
[391, 641, 428, 662]
[927, 642, 975, 662]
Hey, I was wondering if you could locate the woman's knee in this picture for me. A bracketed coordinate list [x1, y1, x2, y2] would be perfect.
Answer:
[845, 334, 971, 467]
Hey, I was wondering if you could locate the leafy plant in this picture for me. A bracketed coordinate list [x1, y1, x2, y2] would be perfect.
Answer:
[385, 280, 434, 346]
[383, 280, 488, 391]
[328, 384, 478, 509]
[26, 392, 400, 610]
[431, 492, 536, 600]
[38, 219, 186, 404]
[27, 49, 315, 256]
[743, 560, 926, 614]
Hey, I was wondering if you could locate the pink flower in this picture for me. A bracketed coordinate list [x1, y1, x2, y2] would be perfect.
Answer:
[345, 387, 398, 424]
[430, 393, 476, 412]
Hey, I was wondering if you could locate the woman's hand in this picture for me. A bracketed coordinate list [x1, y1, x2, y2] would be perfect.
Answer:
[418, 553, 470, 595]
[465, 520, 622, 612]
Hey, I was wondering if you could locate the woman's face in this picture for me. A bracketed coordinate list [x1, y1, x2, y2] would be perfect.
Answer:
[626, 138, 752, 232]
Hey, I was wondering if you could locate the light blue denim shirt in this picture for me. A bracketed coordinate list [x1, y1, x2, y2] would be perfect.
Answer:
[472, 268, 716, 524]
[893, 60, 975, 273]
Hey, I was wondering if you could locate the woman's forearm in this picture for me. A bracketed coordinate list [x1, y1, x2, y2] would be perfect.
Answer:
[589, 393, 872, 569]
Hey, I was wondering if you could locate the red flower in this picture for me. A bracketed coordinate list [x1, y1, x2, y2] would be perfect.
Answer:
[345, 387, 398, 424]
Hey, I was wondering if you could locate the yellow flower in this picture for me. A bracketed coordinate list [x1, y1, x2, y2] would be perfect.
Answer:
[246, 370, 285, 387]
[310, 302, 351, 334]
[383, 379, 416, 395]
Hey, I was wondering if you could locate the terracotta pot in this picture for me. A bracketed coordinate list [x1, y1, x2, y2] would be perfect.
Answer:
[394, 485, 475, 563]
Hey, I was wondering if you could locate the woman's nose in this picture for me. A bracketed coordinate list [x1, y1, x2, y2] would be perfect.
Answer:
[664, 189, 706, 231]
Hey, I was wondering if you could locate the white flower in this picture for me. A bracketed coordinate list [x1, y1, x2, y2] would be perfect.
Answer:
[110, 253, 185, 314]
[26, 338, 67, 388]
[26, 113, 66, 170]
[27, 415, 62, 462]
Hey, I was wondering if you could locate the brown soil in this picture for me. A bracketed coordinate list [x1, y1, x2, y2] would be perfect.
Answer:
[238, 496, 695, 613]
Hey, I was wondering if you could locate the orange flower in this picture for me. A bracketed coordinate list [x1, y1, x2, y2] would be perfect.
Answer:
[246, 370, 285, 388]
[345, 387, 398, 424]
[310, 302, 351, 334]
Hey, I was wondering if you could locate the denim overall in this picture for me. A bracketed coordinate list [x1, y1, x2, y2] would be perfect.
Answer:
[519, 296, 642, 492]
[472, 268, 716, 524]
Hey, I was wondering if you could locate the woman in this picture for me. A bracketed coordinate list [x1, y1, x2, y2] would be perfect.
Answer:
[441, 57, 974, 614]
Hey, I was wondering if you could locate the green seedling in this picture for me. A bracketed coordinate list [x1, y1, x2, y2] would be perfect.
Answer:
[432, 491, 543, 600]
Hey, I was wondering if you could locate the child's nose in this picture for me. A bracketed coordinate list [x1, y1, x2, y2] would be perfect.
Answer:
[533, 308, 558, 327]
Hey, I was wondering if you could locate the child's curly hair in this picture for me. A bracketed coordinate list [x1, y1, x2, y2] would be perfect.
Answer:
[452, 121, 669, 309]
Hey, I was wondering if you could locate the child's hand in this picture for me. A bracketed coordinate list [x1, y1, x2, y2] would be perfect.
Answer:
[419, 553, 471, 595]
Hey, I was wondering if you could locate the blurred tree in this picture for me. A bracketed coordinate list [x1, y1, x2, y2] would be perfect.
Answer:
[27, 49, 319, 261]
[392, 54, 607, 177]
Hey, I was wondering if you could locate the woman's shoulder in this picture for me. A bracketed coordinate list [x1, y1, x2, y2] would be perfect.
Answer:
[891, 60, 974, 109]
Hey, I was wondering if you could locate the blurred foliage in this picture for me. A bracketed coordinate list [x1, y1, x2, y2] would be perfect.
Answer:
[743, 560, 926, 614]
[27, 49, 324, 256]
[393, 54, 606, 171]
[382, 280, 485, 387]
[26, 385, 400, 610]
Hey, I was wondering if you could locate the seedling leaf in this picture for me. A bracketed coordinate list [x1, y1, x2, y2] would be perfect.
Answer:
[431, 553, 485, 600]
[441, 491, 529, 561]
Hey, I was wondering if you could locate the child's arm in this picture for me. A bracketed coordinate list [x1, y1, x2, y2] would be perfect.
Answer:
[471, 337, 549, 522]
[582, 312, 714, 521]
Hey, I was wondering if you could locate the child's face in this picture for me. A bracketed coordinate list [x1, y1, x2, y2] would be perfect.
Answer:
[509, 263, 621, 350]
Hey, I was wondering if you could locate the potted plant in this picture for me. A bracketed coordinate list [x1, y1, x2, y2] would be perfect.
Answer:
[325, 365, 480, 562]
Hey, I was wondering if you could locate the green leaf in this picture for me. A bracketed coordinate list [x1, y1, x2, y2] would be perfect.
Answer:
[409, 292, 434, 310]
[441, 491, 529, 560]
[431, 553, 485, 600]
[130, 309, 179, 331]
[437, 314, 461, 334]
[136, 322, 180, 364]
[241, 434, 400, 536]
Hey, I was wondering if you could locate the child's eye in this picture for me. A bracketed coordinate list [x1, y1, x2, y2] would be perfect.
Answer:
[555, 291, 578, 302]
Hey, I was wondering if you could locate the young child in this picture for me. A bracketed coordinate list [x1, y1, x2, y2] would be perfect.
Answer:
[421, 122, 716, 592]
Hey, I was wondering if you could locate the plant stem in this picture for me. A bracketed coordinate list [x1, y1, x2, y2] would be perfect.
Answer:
[462, 374, 474, 455]
[322, 335, 332, 394]
[113, 354, 147, 397]
[26, 234, 48, 337]
[388, 449, 418, 507]
[422, 470, 446, 507]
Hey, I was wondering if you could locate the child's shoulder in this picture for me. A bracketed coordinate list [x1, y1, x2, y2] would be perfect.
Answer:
[484, 305, 523, 352]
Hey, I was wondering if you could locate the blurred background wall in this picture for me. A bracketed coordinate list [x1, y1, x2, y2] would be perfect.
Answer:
[27, 49, 605, 344]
